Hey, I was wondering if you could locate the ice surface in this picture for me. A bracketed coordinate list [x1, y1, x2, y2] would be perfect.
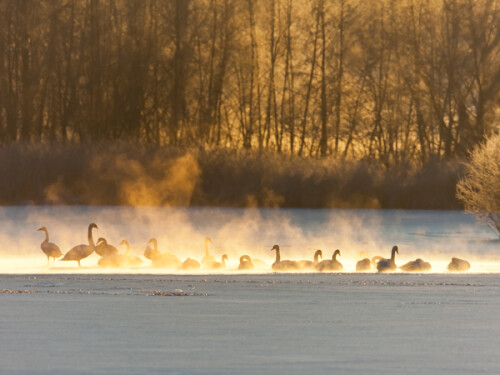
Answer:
[1, 207, 500, 374]
[1, 273, 499, 374]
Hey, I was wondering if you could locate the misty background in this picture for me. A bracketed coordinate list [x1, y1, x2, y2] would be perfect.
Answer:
[0, 0, 499, 208]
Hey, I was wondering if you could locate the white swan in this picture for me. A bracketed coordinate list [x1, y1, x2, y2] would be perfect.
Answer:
[60, 223, 98, 267]
[371, 256, 383, 267]
[356, 258, 371, 271]
[271, 245, 300, 271]
[448, 257, 470, 272]
[36, 227, 62, 264]
[238, 255, 254, 270]
[201, 237, 216, 268]
[316, 249, 343, 271]
[144, 238, 182, 268]
[211, 254, 228, 269]
[182, 257, 201, 270]
[400, 258, 431, 272]
[95, 237, 119, 257]
[120, 240, 143, 266]
[298, 250, 323, 270]
[376, 246, 399, 273]
[98, 252, 127, 268]
[144, 238, 161, 260]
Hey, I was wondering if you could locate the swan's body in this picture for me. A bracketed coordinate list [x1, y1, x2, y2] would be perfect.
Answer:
[211, 254, 228, 269]
[99, 240, 142, 268]
[356, 258, 371, 271]
[252, 258, 268, 269]
[448, 257, 470, 272]
[400, 258, 431, 272]
[144, 239, 161, 260]
[37, 227, 62, 264]
[98, 253, 127, 267]
[201, 237, 216, 268]
[271, 245, 300, 271]
[182, 257, 201, 270]
[298, 250, 323, 270]
[238, 255, 254, 270]
[371, 256, 383, 267]
[144, 238, 182, 268]
[119, 240, 143, 266]
[316, 250, 343, 271]
[95, 237, 119, 257]
[377, 246, 399, 273]
[61, 223, 98, 267]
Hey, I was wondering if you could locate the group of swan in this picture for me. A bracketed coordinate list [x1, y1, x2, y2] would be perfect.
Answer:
[36, 224, 471, 272]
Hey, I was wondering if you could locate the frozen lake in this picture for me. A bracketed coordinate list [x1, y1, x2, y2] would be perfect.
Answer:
[1, 273, 500, 374]
[1, 207, 499, 374]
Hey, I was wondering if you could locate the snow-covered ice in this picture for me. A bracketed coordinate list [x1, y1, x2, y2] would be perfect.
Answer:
[1, 273, 500, 374]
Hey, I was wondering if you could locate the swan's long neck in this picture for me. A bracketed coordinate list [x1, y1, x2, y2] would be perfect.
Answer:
[205, 240, 210, 256]
[88, 226, 95, 248]
[42, 229, 49, 242]
[314, 251, 321, 263]
[333, 251, 339, 261]
[123, 242, 130, 255]
[391, 248, 397, 261]
[222, 256, 226, 266]
[152, 239, 158, 252]
[274, 248, 281, 263]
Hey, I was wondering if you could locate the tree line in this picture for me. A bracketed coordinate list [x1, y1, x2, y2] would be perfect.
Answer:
[0, 0, 499, 166]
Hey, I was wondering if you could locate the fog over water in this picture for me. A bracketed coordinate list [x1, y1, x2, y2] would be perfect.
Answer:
[1, 206, 498, 273]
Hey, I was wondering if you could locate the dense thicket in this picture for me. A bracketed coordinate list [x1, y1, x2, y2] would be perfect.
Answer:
[0, 142, 462, 208]
[0, 0, 499, 165]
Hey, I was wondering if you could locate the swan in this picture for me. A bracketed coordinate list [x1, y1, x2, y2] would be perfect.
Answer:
[376, 246, 399, 273]
[201, 237, 216, 268]
[448, 257, 471, 272]
[36, 227, 62, 264]
[238, 255, 254, 270]
[95, 237, 119, 257]
[271, 245, 300, 271]
[144, 238, 182, 268]
[119, 240, 143, 266]
[60, 223, 98, 267]
[182, 257, 201, 270]
[356, 258, 371, 271]
[98, 252, 127, 267]
[400, 258, 431, 272]
[298, 250, 323, 270]
[211, 254, 228, 269]
[371, 256, 383, 267]
[316, 249, 343, 271]
[144, 238, 161, 260]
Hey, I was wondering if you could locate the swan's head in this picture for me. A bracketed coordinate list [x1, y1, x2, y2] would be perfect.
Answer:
[392, 245, 399, 254]
[89, 223, 98, 230]
[271, 245, 280, 251]
[334, 249, 341, 257]
[222, 254, 229, 262]
[119, 240, 129, 247]
[147, 238, 157, 245]
[315, 249, 323, 259]
[240, 255, 251, 263]
[205, 237, 212, 243]
[97, 237, 107, 245]
[36, 226, 47, 232]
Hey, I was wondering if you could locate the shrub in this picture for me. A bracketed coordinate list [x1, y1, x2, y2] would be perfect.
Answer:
[457, 133, 500, 237]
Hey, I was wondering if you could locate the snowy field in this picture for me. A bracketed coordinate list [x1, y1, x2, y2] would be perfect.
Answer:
[1, 207, 499, 374]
